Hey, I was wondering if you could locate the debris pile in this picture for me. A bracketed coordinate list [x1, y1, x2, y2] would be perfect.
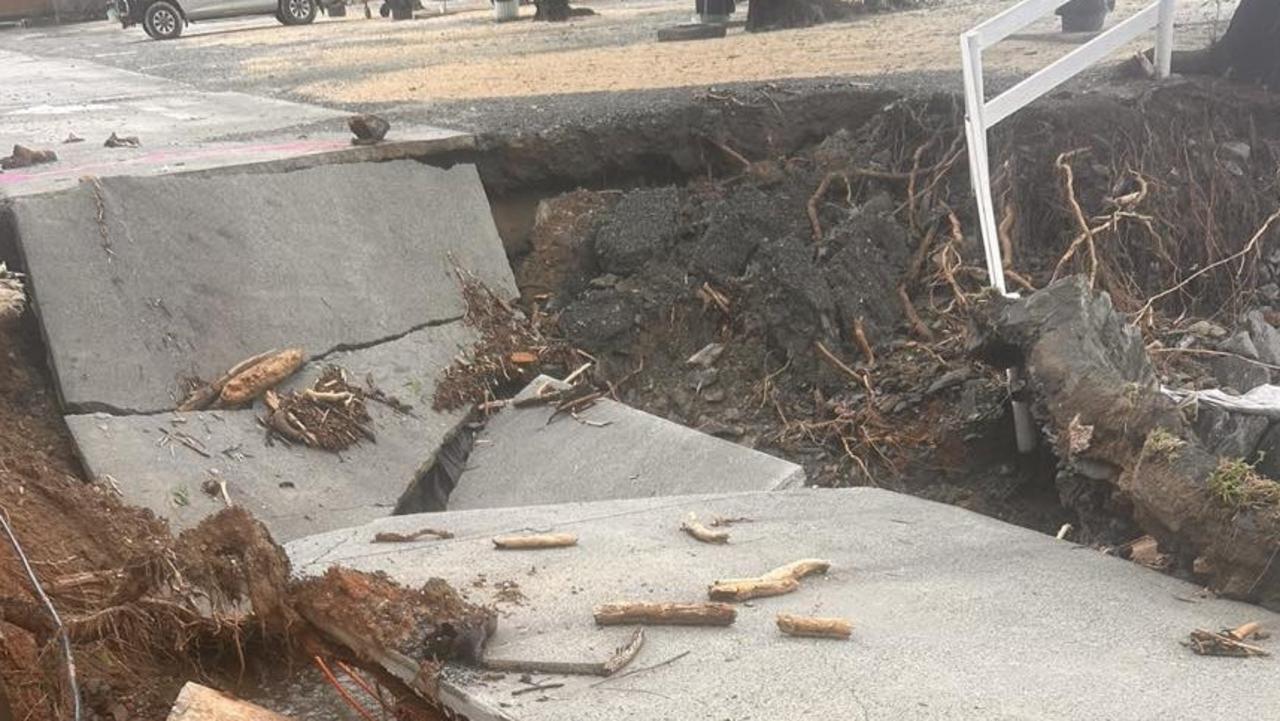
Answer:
[262, 366, 376, 451]
[433, 269, 581, 411]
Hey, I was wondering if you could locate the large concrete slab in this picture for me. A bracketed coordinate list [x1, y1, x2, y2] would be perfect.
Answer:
[0, 48, 470, 198]
[11, 159, 515, 413]
[288, 489, 1280, 721]
[446, 386, 805, 510]
[67, 321, 477, 541]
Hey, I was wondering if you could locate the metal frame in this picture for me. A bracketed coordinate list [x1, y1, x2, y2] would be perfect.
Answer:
[961, 0, 1177, 296]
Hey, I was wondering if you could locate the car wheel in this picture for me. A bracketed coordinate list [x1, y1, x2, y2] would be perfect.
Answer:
[279, 0, 317, 24]
[143, 0, 183, 39]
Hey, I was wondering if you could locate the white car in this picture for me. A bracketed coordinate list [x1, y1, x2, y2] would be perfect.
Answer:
[113, 0, 320, 39]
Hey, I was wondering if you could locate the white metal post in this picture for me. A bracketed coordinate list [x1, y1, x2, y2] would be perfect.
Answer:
[1155, 0, 1176, 78]
[961, 32, 1008, 297]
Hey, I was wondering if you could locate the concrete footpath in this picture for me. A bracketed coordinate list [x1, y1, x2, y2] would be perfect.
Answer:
[0, 47, 468, 198]
[288, 488, 1280, 721]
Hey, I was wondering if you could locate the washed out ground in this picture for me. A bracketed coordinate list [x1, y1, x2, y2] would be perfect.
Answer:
[3, 1, 1279, 720]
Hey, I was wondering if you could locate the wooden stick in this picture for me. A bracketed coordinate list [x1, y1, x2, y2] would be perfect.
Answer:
[493, 533, 578, 550]
[372, 527, 454, 543]
[708, 559, 831, 602]
[852, 317, 875, 368]
[776, 613, 852, 639]
[707, 577, 799, 602]
[761, 559, 831, 582]
[680, 514, 729, 544]
[594, 602, 736, 627]
[1230, 621, 1262, 641]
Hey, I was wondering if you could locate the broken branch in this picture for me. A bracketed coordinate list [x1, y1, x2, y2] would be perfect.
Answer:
[484, 628, 644, 677]
[775, 613, 852, 639]
[493, 533, 578, 550]
[680, 514, 729, 544]
[372, 527, 454, 543]
[593, 602, 736, 627]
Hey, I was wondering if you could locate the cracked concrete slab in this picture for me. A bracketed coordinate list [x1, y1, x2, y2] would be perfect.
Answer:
[445, 378, 804, 510]
[66, 320, 476, 541]
[9, 159, 514, 413]
[287, 488, 1280, 721]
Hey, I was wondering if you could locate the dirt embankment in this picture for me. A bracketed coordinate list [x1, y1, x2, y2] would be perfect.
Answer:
[498, 79, 1280, 602]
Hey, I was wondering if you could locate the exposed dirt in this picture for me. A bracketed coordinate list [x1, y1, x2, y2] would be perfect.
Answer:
[498, 79, 1280, 546]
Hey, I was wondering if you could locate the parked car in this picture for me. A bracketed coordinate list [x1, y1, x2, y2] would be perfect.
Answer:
[112, 0, 319, 39]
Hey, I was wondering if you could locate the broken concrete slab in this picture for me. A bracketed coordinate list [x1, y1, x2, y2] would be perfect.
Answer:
[66, 321, 476, 541]
[0, 47, 470, 199]
[10, 159, 514, 413]
[287, 488, 1280, 721]
[444, 381, 804, 510]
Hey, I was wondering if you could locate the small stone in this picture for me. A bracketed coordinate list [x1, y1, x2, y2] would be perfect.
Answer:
[588, 274, 619, 289]
[702, 387, 726, 403]
[688, 368, 718, 391]
[1221, 141, 1251, 164]
[926, 368, 971, 395]
[348, 113, 390, 145]
[686, 342, 725, 368]
[1185, 320, 1227, 340]
[698, 419, 744, 439]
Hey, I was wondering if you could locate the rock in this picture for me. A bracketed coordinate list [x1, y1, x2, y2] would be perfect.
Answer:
[1211, 330, 1268, 391]
[1193, 405, 1270, 460]
[697, 418, 745, 439]
[702, 387, 726, 403]
[686, 342, 725, 368]
[1185, 320, 1227, 340]
[1244, 310, 1280, 366]
[348, 113, 390, 145]
[926, 368, 971, 395]
[103, 132, 140, 148]
[1221, 141, 1251, 164]
[592, 187, 680, 275]
[969, 276, 1280, 607]
[588, 273, 619, 289]
[1250, 423, 1280, 479]
[1, 144, 57, 169]
[688, 368, 718, 391]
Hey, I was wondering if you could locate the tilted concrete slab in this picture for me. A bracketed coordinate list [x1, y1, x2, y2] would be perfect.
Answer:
[66, 321, 476, 541]
[446, 385, 805, 510]
[10, 159, 515, 413]
[287, 489, 1280, 721]
[0, 48, 470, 199]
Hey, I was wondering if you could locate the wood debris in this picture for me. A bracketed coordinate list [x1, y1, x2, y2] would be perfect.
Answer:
[372, 527, 454, 543]
[593, 601, 736, 627]
[680, 513, 730, 544]
[178, 348, 304, 411]
[104, 132, 141, 148]
[261, 367, 376, 451]
[492, 533, 578, 550]
[1186, 622, 1271, 657]
[708, 558, 831, 602]
[1, 144, 57, 169]
[776, 613, 852, 639]
[167, 682, 293, 721]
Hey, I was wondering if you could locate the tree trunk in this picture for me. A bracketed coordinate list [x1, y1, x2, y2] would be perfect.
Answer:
[533, 0, 569, 21]
[1174, 0, 1280, 86]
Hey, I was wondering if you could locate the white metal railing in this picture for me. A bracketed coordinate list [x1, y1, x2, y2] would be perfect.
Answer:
[961, 0, 1177, 295]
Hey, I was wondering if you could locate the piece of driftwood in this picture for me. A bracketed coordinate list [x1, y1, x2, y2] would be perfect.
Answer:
[775, 613, 852, 639]
[707, 577, 799, 602]
[219, 348, 305, 407]
[178, 349, 279, 411]
[593, 602, 737, 627]
[680, 513, 729, 544]
[483, 628, 644, 677]
[492, 533, 578, 550]
[372, 527, 454, 543]
[708, 558, 832, 602]
[166, 682, 292, 721]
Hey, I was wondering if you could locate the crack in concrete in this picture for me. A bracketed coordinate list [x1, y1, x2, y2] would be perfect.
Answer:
[63, 313, 466, 418]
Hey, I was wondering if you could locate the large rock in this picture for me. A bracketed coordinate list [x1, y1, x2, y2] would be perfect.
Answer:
[287, 489, 1280, 721]
[971, 276, 1280, 607]
[9, 160, 514, 413]
[441, 376, 805, 511]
